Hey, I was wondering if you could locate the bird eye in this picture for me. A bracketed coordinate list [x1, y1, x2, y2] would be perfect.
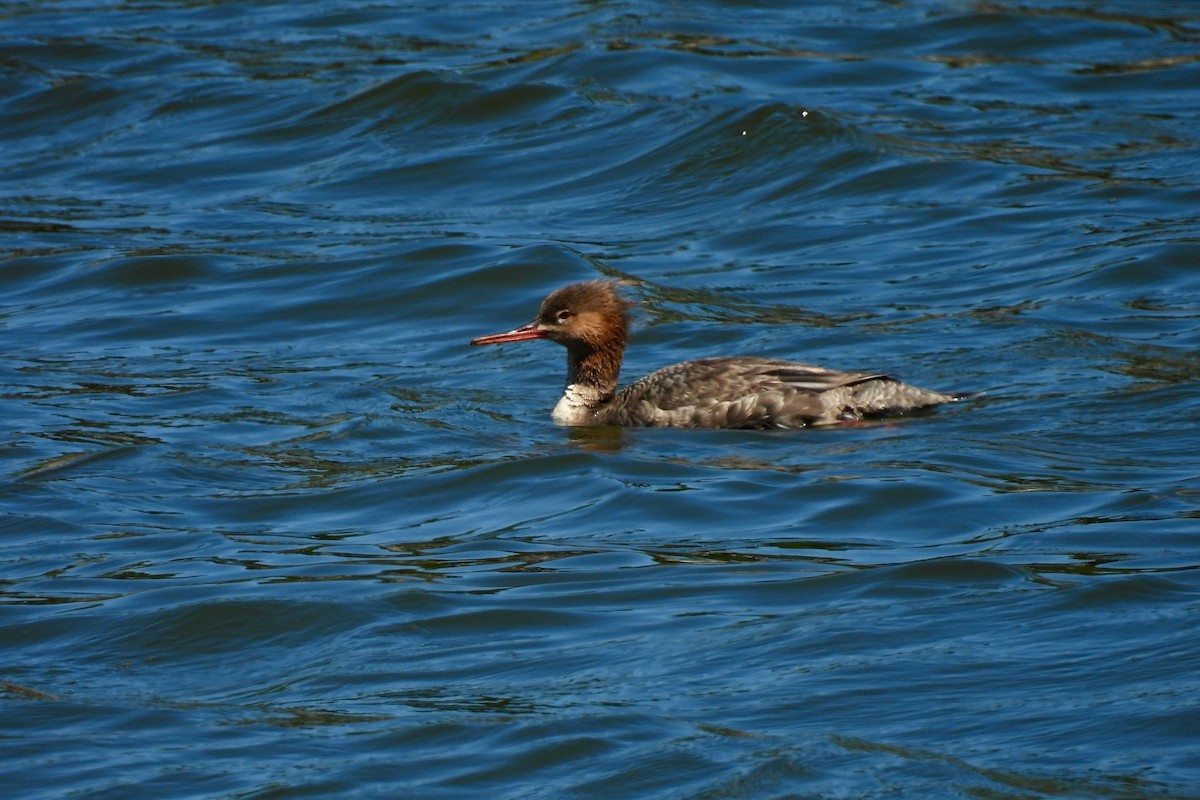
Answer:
[556, 309, 573, 323]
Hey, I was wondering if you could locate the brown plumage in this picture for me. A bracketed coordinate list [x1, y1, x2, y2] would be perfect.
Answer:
[470, 281, 969, 429]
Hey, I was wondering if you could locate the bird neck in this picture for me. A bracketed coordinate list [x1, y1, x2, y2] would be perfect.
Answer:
[563, 343, 622, 408]
[556, 340, 624, 417]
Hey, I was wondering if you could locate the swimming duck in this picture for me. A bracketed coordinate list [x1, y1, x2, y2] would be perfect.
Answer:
[470, 281, 968, 428]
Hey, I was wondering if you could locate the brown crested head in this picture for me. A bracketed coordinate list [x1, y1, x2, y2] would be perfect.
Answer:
[469, 280, 634, 392]
[533, 280, 633, 352]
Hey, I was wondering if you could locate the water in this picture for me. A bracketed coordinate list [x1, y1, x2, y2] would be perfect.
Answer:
[3, 1, 1200, 797]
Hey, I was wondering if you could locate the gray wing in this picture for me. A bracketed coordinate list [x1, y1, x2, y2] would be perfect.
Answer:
[602, 357, 893, 429]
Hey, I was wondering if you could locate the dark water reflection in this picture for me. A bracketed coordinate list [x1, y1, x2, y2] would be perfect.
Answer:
[4, 0, 1200, 798]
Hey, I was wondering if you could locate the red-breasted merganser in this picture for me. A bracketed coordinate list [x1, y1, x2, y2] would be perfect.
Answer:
[471, 281, 968, 428]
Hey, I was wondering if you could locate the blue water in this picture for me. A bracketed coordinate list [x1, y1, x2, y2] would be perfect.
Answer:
[3, 1, 1200, 798]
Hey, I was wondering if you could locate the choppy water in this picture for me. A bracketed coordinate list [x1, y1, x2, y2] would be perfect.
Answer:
[3, 1, 1200, 798]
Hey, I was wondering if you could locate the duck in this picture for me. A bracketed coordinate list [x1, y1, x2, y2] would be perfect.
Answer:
[470, 280, 969, 428]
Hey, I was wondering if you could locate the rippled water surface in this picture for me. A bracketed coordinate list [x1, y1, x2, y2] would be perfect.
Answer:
[3, 1, 1200, 798]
